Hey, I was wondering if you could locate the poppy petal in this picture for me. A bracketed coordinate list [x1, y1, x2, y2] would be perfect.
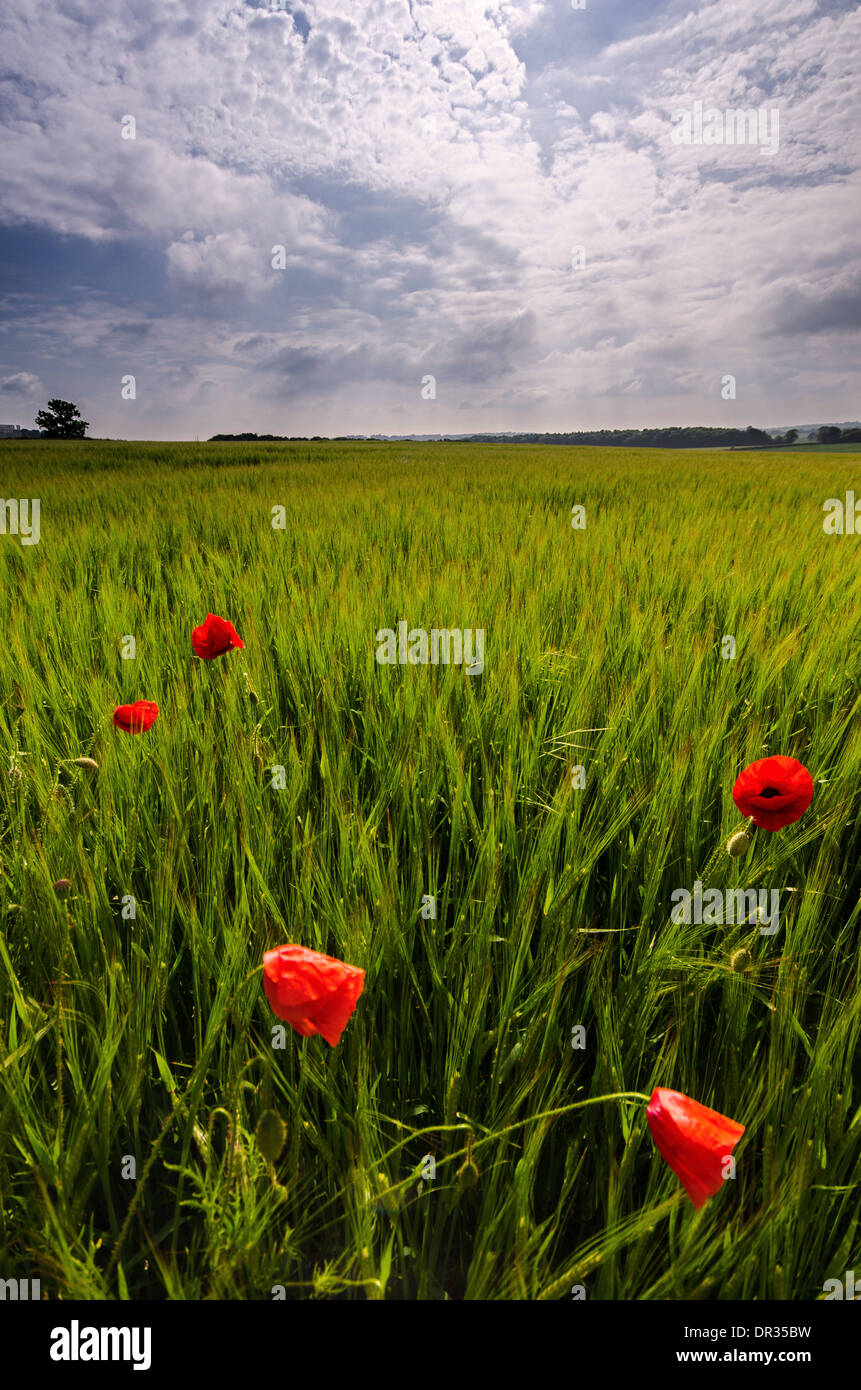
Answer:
[113, 700, 159, 733]
[732, 754, 813, 830]
[262, 944, 365, 1047]
[647, 1088, 745, 1209]
[192, 613, 244, 659]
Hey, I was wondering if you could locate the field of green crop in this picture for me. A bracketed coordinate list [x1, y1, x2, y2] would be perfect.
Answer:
[0, 440, 859, 1300]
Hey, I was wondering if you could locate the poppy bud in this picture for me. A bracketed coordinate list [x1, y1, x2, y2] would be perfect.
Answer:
[456, 1132, 480, 1191]
[52, 879, 72, 895]
[726, 830, 752, 857]
[255, 1109, 287, 1162]
[73, 757, 99, 770]
[456, 1156, 480, 1191]
[243, 671, 260, 703]
[730, 948, 752, 973]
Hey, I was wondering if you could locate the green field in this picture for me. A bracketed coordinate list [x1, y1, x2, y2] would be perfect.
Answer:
[745, 443, 861, 453]
[1, 440, 859, 1300]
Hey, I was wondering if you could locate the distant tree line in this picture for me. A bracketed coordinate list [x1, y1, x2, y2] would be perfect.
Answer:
[815, 425, 861, 443]
[458, 424, 861, 448]
[7, 415, 855, 447]
[459, 426, 776, 448]
[209, 433, 335, 442]
[207, 426, 860, 449]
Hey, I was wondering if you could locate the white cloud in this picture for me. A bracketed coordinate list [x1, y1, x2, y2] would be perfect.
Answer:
[0, 371, 43, 397]
[0, 0, 857, 435]
[166, 231, 274, 297]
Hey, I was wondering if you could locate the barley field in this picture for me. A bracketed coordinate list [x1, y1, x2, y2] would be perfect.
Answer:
[0, 440, 859, 1300]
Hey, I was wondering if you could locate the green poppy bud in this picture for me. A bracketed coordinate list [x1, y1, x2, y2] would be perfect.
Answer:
[255, 1109, 287, 1162]
[456, 1157, 480, 1191]
[726, 830, 752, 857]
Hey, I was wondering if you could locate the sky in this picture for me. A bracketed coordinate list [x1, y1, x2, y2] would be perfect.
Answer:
[0, 0, 858, 440]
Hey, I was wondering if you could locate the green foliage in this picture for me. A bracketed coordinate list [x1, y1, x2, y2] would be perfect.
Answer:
[0, 440, 859, 1300]
[33, 399, 89, 439]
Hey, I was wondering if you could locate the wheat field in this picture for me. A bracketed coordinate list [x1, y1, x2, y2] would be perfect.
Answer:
[0, 440, 859, 1300]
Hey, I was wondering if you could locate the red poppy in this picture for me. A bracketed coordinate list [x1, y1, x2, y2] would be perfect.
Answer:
[647, 1088, 745, 1210]
[192, 613, 245, 660]
[113, 700, 159, 733]
[263, 944, 365, 1047]
[732, 754, 814, 831]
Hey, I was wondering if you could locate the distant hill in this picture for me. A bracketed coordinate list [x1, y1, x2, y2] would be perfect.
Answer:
[767, 421, 861, 439]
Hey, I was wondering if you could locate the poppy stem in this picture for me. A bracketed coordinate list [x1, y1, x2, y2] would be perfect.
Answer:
[480, 1092, 652, 1133]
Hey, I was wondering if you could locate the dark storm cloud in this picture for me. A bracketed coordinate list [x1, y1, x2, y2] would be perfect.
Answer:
[767, 273, 861, 336]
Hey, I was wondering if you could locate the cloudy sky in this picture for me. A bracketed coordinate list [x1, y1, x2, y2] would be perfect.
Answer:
[0, 0, 858, 439]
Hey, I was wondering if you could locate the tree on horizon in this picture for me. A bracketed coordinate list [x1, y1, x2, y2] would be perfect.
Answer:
[816, 425, 842, 444]
[35, 398, 89, 438]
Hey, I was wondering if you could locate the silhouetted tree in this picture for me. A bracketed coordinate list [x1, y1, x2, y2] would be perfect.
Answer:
[816, 425, 842, 444]
[35, 399, 89, 438]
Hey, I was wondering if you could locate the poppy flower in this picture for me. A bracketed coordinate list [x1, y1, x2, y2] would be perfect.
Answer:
[262, 943, 365, 1047]
[192, 613, 245, 660]
[732, 754, 813, 831]
[113, 700, 159, 733]
[647, 1088, 745, 1210]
